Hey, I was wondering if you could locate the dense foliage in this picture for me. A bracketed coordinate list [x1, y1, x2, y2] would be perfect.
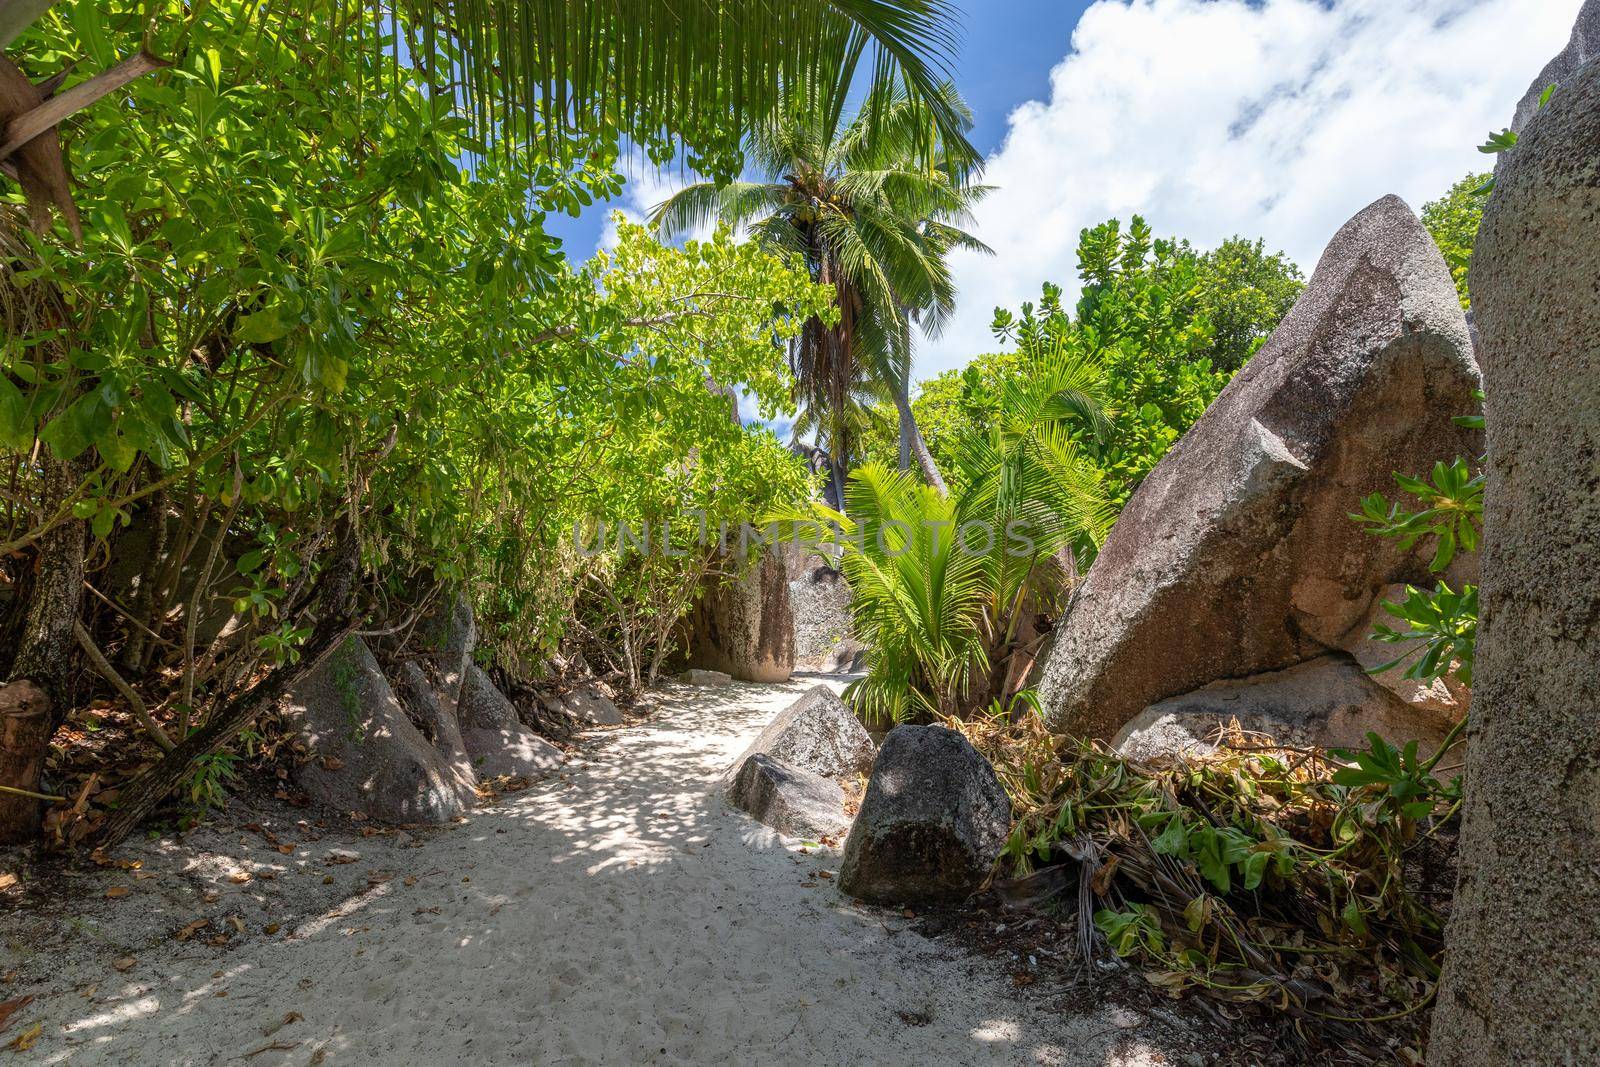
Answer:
[864, 218, 1302, 506]
[1421, 173, 1489, 309]
[3, 0, 830, 657]
[0, 0, 849, 837]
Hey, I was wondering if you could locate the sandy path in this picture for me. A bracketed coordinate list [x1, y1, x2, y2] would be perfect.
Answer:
[13, 676, 1184, 1066]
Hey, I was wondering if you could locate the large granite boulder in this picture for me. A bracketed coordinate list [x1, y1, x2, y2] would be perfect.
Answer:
[1509, 0, 1599, 134]
[457, 665, 564, 779]
[726, 685, 874, 782]
[1038, 196, 1481, 739]
[688, 548, 795, 683]
[283, 637, 473, 823]
[727, 754, 850, 839]
[1112, 654, 1452, 763]
[1432, 54, 1600, 1065]
[838, 725, 1011, 904]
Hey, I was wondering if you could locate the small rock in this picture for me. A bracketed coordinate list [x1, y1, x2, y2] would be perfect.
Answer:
[725, 684, 874, 782]
[561, 685, 624, 727]
[838, 725, 1011, 904]
[726, 754, 851, 839]
[458, 666, 565, 779]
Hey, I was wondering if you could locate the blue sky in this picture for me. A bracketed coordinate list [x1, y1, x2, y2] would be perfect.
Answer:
[548, 0, 1582, 398]
[545, 1, 1092, 256]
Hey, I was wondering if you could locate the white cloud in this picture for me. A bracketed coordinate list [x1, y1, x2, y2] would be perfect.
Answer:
[596, 154, 712, 253]
[924, 0, 1581, 378]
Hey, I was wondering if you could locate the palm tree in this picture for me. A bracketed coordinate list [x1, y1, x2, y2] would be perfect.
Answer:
[650, 81, 990, 502]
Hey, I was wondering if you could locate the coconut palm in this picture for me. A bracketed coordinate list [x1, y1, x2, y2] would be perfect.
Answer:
[650, 81, 990, 501]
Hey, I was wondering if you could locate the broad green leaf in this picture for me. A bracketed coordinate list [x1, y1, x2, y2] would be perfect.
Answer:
[0, 374, 30, 450]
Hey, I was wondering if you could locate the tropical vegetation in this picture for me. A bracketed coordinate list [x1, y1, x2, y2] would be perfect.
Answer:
[1421, 172, 1489, 309]
[0, 0, 955, 843]
[653, 81, 990, 500]
[781, 333, 1115, 723]
[863, 217, 1303, 505]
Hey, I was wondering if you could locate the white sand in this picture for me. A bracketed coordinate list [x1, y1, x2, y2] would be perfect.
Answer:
[9, 677, 1189, 1065]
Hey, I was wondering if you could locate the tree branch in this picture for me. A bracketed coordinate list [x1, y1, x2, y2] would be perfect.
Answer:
[73, 619, 173, 751]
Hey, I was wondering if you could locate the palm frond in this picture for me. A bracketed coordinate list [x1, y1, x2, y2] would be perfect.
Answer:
[649, 181, 786, 238]
[376, 0, 977, 178]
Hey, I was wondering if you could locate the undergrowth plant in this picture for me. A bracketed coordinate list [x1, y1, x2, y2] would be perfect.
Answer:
[776, 341, 1115, 724]
[1350, 399, 1484, 690]
[955, 710, 1461, 1055]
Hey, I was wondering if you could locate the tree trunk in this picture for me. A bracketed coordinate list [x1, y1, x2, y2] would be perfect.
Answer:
[892, 383, 946, 497]
[0, 679, 51, 842]
[1431, 61, 1600, 1065]
[0, 454, 85, 842]
[7, 456, 84, 703]
[827, 454, 848, 515]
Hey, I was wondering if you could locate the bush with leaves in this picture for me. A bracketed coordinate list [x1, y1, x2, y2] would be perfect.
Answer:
[1421, 174, 1489, 310]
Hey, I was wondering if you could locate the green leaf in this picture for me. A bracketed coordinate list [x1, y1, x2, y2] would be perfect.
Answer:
[91, 506, 116, 541]
[0, 374, 30, 450]
[1341, 900, 1369, 938]
[1477, 128, 1518, 155]
[1242, 851, 1269, 891]
[97, 431, 137, 473]
[71, 3, 116, 67]
[234, 309, 296, 344]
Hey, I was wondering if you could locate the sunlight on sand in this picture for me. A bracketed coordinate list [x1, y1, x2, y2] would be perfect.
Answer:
[23, 677, 1188, 1065]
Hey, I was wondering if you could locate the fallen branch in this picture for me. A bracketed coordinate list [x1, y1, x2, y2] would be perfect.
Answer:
[87, 617, 355, 851]
[89, 522, 364, 852]
[0, 783, 64, 802]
